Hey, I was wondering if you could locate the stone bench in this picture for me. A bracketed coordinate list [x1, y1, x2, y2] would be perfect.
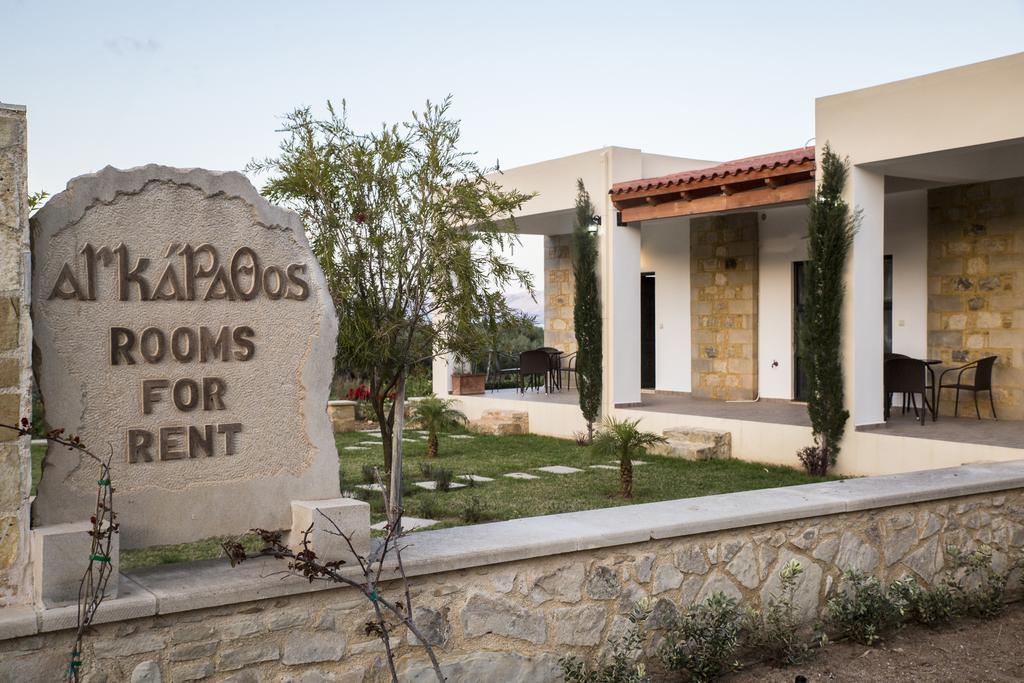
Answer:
[327, 400, 358, 432]
[653, 426, 732, 460]
[470, 410, 529, 436]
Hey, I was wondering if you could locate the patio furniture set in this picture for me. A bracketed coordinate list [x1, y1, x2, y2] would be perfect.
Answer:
[884, 354, 998, 425]
[487, 347, 577, 394]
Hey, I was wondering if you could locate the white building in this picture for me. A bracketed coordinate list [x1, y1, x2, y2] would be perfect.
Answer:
[434, 52, 1024, 476]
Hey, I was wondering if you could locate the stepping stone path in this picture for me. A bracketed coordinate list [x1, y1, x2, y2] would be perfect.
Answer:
[355, 483, 385, 492]
[413, 481, 467, 491]
[456, 474, 494, 483]
[357, 441, 380, 446]
[588, 464, 618, 470]
[371, 517, 438, 532]
[342, 445, 369, 451]
[503, 472, 539, 480]
[535, 465, 584, 475]
[447, 434, 474, 439]
[607, 460, 649, 466]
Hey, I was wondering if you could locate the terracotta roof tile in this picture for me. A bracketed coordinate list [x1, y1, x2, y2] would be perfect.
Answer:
[610, 146, 815, 195]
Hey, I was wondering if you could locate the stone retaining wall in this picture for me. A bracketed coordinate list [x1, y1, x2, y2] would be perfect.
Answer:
[2, 484, 1021, 682]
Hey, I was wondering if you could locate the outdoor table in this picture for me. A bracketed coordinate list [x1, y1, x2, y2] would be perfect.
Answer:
[539, 347, 563, 391]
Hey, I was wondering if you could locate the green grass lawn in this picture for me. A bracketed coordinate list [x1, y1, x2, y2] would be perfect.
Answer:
[30, 430, 839, 570]
[338, 429, 839, 529]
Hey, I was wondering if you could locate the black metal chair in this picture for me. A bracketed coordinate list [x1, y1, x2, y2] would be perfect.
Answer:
[485, 350, 520, 392]
[519, 349, 550, 393]
[938, 355, 998, 419]
[560, 352, 578, 391]
[884, 357, 932, 425]
[884, 353, 910, 414]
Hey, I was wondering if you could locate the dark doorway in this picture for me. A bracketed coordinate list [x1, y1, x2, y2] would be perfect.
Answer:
[641, 272, 656, 389]
[793, 261, 808, 401]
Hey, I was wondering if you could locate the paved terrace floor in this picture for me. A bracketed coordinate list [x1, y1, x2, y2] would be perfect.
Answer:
[470, 388, 1023, 449]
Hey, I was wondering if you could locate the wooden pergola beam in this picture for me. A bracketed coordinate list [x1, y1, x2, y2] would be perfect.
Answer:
[617, 179, 815, 223]
[610, 159, 815, 204]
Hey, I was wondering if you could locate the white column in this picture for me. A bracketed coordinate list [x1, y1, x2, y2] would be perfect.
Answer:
[844, 166, 886, 426]
[431, 352, 452, 396]
[600, 149, 644, 410]
[608, 222, 642, 406]
[431, 311, 453, 396]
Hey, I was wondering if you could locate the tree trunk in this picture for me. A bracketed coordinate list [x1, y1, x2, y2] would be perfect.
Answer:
[619, 452, 633, 498]
[427, 432, 439, 458]
[388, 372, 406, 533]
[373, 393, 394, 474]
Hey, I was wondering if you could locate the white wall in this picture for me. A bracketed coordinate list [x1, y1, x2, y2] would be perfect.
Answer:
[758, 205, 810, 400]
[640, 218, 692, 393]
[884, 190, 928, 359]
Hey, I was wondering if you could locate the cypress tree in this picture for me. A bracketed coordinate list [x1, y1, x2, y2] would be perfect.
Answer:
[798, 144, 858, 475]
[572, 179, 602, 441]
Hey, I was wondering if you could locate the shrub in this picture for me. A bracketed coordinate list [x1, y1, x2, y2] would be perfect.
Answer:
[946, 544, 1010, 618]
[361, 464, 377, 484]
[659, 592, 743, 682]
[889, 575, 957, 627]
[827, 569, 905, 645]
[433, 468, 454, 492]
[561, 599, 652, 683]
[744, 560, 819, 666]
[417, 495, 440, 520]
[461, 496, 488, 524]
[418, 462, 434, 480]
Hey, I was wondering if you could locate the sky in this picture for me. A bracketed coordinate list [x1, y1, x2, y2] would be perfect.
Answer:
[4, 0, 1024, 293]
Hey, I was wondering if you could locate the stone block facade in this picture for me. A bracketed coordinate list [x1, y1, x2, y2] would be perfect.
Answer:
[0, 104, 30, 607]
[470, 409, 529, 436]
[690, 212, 759, 400]
[1, 488, 1021, 681]
[327, 401, 358, 432]
[928, 177, 1024, 419]
[544, 234, 576, 355]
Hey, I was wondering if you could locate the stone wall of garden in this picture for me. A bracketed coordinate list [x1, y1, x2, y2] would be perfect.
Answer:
[2, 485, 1021, 682]
[544, 234, 576, 356]
[0, 104, 31, 608]
[928, 176, 1024, 419]
[690, 212, 759, 400]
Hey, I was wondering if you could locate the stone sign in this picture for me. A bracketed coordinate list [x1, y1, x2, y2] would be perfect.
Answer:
[31, 166, 339, 547]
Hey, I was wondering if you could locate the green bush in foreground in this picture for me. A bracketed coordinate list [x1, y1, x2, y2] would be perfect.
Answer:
[659, 591, 743, 682]
[561, 599, 653, 683]
[745, 559, 822, 666]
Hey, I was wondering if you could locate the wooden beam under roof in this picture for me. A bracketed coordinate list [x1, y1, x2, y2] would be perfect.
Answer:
[610, 159, 815, 204]
[617, 179, 814, 223]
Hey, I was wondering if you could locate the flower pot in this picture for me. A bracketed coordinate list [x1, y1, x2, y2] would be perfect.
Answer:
[451, 373, 486, 395]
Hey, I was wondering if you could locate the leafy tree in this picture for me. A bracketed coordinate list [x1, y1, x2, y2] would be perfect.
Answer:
[251, 97, 534, 514]
[410, 395, 466, 458]
[591, 417, 665, 498]
[572, 179, 602, 440]
[798, 144, 857, 476]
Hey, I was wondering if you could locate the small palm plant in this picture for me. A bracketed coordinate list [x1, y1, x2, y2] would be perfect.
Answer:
[591, 417, 666, 498]
[411, 395, 467, 458]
